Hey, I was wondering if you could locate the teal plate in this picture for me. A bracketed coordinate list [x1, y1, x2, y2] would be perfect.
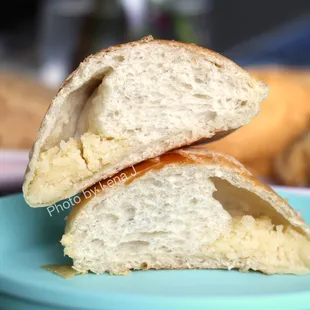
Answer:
[1, 190, 310, 310]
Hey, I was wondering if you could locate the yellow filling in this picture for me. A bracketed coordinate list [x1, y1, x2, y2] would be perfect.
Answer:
[29, 132, 128, 204]
[41, 264, 87, 279]
[209, 215, 310, 274]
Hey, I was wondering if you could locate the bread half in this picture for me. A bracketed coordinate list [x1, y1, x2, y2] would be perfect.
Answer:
[61, 147, 310, 275]
[23, 36, 267, 207]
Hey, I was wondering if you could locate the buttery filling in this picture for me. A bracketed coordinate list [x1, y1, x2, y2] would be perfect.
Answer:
[41, 264, 86, 279]
[208, 215, 310, 274]
[29, 133, 128, 204]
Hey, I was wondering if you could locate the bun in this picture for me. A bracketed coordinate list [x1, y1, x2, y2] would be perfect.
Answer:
[274, 129, 310, 186]
[206, 67, 310, 179]
[0, 73, 54, 149]
[61, 147, 310, 275]
[23, 36, 267, 207]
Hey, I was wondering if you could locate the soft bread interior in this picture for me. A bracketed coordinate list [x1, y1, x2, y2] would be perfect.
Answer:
[62, 164, 310, 275]
[27, 40, 266, 206]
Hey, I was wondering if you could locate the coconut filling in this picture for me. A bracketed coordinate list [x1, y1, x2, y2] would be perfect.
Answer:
[28, 132, 128, 204]
[28, 81, 132, 205]
[208, 215, 310, 274]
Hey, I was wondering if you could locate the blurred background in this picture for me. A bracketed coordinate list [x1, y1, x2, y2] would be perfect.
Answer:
[1, 0, 310, 195]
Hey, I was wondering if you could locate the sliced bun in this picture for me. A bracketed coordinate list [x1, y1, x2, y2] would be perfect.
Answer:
[23, 36, 267, 207]
[61, 147, 310, 275]
[206, 67, 310, 178]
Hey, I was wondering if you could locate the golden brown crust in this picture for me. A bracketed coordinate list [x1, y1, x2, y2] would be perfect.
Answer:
[113, 264, 279, 275]
[73, 263, 273, 276]
[108, 264, 265, 275]
[177, 147, 281, 195]
[205, 67, 310, 178]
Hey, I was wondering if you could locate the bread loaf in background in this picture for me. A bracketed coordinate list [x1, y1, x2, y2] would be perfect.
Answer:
[0, 73, 55, 149]
[206, 67, 310, 186]
[274, 129, 310, 187]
